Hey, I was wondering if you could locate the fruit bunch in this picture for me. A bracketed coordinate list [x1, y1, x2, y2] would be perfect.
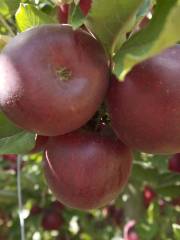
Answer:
[0, 0, 180, 212]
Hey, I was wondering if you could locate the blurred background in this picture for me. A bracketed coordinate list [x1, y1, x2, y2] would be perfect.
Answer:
[0, 152, 179, 240]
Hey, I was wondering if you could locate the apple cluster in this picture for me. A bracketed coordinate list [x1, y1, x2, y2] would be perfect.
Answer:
[0, 13, 180, 210]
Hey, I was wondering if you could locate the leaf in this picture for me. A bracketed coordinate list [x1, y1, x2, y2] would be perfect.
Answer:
[69, 4, 85, 29]
[0, 131, 35, 154]
[136, 222, 158, 240]
[113, 0, 180, 80]
[136, 0, 153, 18]
[173, 224, 180, 240]
[157, 185, 180, 198]
[85, 0, 145, 54]
[0, 1, 9, 16]
[15, 3, 56, 32]
[4, 0, 19, 16]
[131, 163, 159, 185]
[0, 111, 22, 138]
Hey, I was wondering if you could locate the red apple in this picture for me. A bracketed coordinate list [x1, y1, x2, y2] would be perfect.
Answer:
[79, 0, 92, 16]
[50, 200, 65, 212]
[143, 186, 156, 208]
[41, 210, 63, 231]
[30, 204, 42, 215]
[43, 131, 132, 210]
[168, 153, 180, 173]
[0, 25, 109, 136]
[57, 4, 69, 23]
[107, 45, 180, 154]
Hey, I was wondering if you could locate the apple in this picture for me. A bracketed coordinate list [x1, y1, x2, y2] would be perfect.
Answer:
[2, 154, 24, 172]
[0, 25, 109, 136]
[43, 131, 132, 210]
[172, 197, 180, 207]
[107, 45, 180, 154]
[50, 200, 65, 212]
[104, 204, 124, 226]
[143, 186, 156, 208]
[79, 0, 92, 16]
[57, 4, 69, 23]
[29, 135, 49, 154]
[41, 210, 63, 231]
[168, 153, 180, 173]
[30, 204, 42, 215]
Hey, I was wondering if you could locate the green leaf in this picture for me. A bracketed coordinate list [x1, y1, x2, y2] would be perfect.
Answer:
[4, 0, 19, 16]
[136, 222, 158, 240]
[173, 224, 180, 240]
[136, 0, 153, 18]
[0, 111, 22, 138]
[69, 5, 85, 29]
[0, 1, 9, 16]
[0, 131, 35, 154]
[147, 202, 160, 224]
[157, 185, 180, 198]
[114, 0, 180, 80]
[85, 0, 145, 54]
[15, 3, 56, 32]
[131, 163, 159, 185]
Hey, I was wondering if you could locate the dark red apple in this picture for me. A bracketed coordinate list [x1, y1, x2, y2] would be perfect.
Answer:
[0, 25, 109, 136]
[30, 204, 42, 215]
[50, 200, 64, 212]
[79, 0, 92, 16]
[168, 153, 180, 173]
[3, 154, 17, 162]
[108, 45, 180, 154]
[41, 210, 63, 231]
[57, 4, 69, 23]
[172, 197, 180, 206]
[3, 154, 24, 172]
[143, 186, 156, 208]
[105, 204, 124, 226]
[43, 131, 132, 210]
[29, 135, 49, 154]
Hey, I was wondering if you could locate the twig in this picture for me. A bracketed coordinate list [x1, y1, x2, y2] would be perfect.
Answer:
[17, 155, 26, 240]
[0, 13, 15, 37]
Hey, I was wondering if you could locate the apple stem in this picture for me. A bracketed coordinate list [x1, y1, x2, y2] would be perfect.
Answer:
[56, 67, 72, 81]
[17, 155, 26, 240]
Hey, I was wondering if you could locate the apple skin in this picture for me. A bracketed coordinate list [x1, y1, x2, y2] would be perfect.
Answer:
[79, 0, 92, 16]
[143, 186, 156, 208]
[41, 210, 63, 231]
[0, 24, 109, 136]
[57, 4, 69, 23]
[168, 153, 180, 173]
[43, 131, 132, 210]
[107, 45, 180, 154]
